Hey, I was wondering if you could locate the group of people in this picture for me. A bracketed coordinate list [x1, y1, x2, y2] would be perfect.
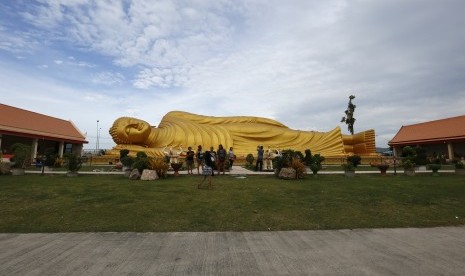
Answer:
[162, 143, 282, 188]
[162, 144, 235, 189]
[255, 146, 281, 172]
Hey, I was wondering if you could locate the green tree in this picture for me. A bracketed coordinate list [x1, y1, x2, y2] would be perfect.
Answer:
[341, 95, 356, 135]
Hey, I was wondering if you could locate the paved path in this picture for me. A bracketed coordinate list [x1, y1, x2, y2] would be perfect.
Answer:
[1, 226, 465, 275]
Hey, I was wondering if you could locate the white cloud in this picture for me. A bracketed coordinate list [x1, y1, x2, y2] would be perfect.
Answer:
[2, 0, 465, 149]
[92, 71, 125, 86]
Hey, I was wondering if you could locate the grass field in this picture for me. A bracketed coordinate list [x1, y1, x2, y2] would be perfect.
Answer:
[0, 174, 464, 233]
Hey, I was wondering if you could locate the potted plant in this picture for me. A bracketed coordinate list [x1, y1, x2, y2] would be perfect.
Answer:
[10, 143, 32, 175]
[343, 155, 360, 177]
[453, 160, 465, 175]
[427, 163, 441, 176]
[309, 154, 325, 176]
[64, 153, 82, 177]
[170, 162, 184, 176]
[342, 162, 356, 177]
[402, 159, 415, 176]
[0, 156, 12, 175]
[371, 162, 390, 176]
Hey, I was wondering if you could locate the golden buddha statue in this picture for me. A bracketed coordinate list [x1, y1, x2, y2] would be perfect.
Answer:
[108, 111, 376, 157]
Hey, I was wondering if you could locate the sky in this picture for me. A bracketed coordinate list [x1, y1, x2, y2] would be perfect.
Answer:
[1, 0, 464, 151]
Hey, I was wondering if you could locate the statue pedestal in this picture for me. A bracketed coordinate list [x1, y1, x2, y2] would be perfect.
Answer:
[171, 162, 183, 176]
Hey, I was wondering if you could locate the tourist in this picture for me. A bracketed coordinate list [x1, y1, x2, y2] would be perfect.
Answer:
[256, 145, 264, 171]
[196, 145, 204, 175]
[198, 150, 213, 189]
[209, 146, 217, 176]
[186, 146, 195, 175]
[217, 144, 226, 175]
[265, 146, 274, 171]
[228, 147, 235, 169]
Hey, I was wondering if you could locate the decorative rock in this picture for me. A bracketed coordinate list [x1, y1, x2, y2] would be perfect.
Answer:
[129, 169, 140, 180]
[278, 167, 296, 180]
[141, 169, 159, 180]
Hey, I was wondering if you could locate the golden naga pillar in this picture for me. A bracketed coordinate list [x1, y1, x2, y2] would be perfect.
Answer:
[108, 111, 376, 157]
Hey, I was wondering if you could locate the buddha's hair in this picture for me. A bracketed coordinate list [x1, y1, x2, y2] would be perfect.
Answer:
[109, 117, 134, 144]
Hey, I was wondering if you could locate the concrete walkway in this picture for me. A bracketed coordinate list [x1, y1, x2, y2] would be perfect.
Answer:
[1, 226, 464, 275]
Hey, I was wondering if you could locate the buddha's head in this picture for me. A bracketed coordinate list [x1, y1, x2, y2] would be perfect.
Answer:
[109, 117, 152, 145]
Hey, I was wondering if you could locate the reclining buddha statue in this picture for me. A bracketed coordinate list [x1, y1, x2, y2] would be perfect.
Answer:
[108, 111, 376, 157]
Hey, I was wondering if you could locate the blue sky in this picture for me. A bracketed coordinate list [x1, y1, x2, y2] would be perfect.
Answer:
[1, 0, 464, 150]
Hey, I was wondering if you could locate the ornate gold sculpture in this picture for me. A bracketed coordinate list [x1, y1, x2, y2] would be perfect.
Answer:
[108, 111, 376, 157]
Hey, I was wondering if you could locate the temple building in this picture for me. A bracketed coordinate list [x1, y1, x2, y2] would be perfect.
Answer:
[0, 103, 87, 161]
[389, 114, 465, 159]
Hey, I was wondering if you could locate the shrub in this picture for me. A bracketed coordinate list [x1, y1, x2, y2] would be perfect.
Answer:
[414, 146, 428, 165]
[342, 162, 355, 171]
[272, 149, 304, 177]
[309, 154, 325, 175]
[427, 163, 441, 173]
[402, 159, 415, 170]
[246, 154, 254, 166]
[54, 157, 64, 168]
[402, 146, 428, 164]
[149, 158, 169, 178]
[120, 149, 130, 158]
[43, 148, 57, 167]
[64, 153, 82, 172]
[132, 151, 149, 173]
[120, 156, 134, 168]
[347, 155, 361, 167]
[304, 149, 312, 166]
[10, 143, 32, 169]
[452, 158, 465, 169]
[309, 163, 321, 175]
[132, 159, 150, 173]
[291, 159, 306, 179]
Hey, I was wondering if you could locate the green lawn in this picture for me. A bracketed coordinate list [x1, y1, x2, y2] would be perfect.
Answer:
[0, 174, 464, 233]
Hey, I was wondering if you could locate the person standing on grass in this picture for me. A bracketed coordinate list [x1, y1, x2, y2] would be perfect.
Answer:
[255, 145, 264, 171]
[209, 146, 217, 176]
[196, 145, 204, 175]
[186, 146, 195, 175]
[228, 147, 235, 169]
[217, 144, 227, 175]
[198, 150, 213, 189]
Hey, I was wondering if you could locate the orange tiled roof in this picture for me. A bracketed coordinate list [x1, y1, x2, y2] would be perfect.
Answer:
[0, 103, 87, 143]
[389, 115, 465, 145]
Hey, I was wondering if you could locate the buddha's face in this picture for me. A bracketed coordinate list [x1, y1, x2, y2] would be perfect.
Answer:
[110, 117, 151, 144]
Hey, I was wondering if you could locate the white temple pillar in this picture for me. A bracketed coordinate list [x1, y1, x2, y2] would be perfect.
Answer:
[32, 138, 38, 162]
[447, 142, 454, 160]
[58, 142, 65, 158]
[393, 146, 401, 157]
